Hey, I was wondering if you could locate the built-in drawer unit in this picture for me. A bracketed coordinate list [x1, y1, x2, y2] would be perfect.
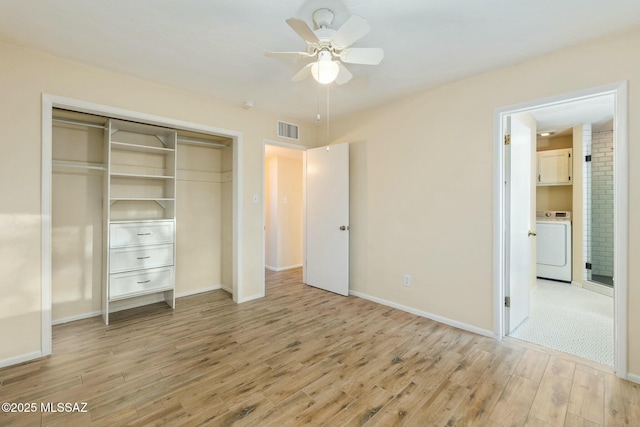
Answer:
[110, 221, 174, 248]
[109, 243, 174, 274]
[101, 119, 178, 325]
[109, 267, 174, 300]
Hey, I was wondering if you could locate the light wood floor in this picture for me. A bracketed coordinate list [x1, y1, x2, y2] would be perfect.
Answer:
[1, 268, 639, 426]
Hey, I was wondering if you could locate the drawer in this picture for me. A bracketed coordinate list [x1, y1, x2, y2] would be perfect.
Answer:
[109, 244, 173, 273]
[110, 221, 174, 248]
[109, 267, 173, 300]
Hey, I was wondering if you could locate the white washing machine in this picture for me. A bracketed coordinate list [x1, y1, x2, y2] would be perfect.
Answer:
[536, 210, 572, 282]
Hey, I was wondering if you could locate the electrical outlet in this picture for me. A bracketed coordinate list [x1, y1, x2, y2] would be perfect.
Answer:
[403, 274, 411, 287]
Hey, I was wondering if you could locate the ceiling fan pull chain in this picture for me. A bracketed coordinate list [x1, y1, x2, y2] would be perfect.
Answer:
[317, 80, 321, 122]
[326, 84, 330, 144]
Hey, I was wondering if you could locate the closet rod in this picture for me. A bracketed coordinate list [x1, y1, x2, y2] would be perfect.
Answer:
[52, 117, 227, 148]
[52, 160, 107, 171]
[177, 137, 228, 148]
[52, 118, 106, 130]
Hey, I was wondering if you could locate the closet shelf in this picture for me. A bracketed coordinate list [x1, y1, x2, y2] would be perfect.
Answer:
[110, 218, 175, 224]
[110, 197, 175, 201]
[111, 141, 175, 154]
[110, 172, 175, 180]
[53, 160, 106, 171]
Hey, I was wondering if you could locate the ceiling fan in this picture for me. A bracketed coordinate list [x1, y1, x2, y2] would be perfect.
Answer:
[266, 8, 384, 85]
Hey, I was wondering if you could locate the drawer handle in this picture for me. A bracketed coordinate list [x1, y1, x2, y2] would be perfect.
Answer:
[137, 233, 151, 236]
[137, 256, 151, 260]
[137, 280, 151, 284]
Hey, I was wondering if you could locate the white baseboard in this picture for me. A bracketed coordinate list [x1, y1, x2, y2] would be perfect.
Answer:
[237, 292, 265, 303]
[48, 286, 226, 327]
[265, 264, 303, 272]
[349, 290, 497, 339]
[52, 310, 101, 325]
[221, 285, 232, 294]
[627, 372, 640, 385]
[176, 284, 222, 298]
[0, 351, 43, 369]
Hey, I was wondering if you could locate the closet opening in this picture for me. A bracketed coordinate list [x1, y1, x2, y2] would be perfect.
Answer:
[44, 99, 241, 354]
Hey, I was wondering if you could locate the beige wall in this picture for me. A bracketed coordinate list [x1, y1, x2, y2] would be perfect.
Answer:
[330, 28, 640, 375]
[0, 41, 316, 362]
[536, 186, 573, 212]
[537, 134, 573, 152]
[265, 155, 303, 270]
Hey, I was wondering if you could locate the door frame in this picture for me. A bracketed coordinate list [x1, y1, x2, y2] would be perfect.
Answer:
[41, 94, 244, 356]
[493, 81, 628, 378]
[261, 139, 307, 294]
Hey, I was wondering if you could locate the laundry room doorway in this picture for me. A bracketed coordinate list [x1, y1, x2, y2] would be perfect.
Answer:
[495, 82, 628, 376]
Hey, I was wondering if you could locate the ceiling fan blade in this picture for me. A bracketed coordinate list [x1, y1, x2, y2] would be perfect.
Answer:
[265, 51, 314, 59]
[291, 63, 313, 82]
[286, 18, 320, 45]
[339, 48, 384, 65]
[332, 15, 370, 49]
[335, 62, 353, 85]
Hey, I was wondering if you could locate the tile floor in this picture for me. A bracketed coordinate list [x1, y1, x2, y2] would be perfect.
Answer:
[509, 279, 614, 366]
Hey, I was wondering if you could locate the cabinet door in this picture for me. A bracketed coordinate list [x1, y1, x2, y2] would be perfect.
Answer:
[537, 149, 572, 185]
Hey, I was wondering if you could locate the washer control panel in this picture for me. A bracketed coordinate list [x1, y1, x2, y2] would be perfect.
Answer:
[536, 210, 571, 220]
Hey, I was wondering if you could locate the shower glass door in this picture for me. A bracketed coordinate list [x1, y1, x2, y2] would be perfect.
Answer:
[584, 129, 614, 287]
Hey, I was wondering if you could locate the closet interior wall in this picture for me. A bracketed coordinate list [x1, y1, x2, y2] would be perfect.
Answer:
[175, 141, 233, 295]
[52, 121, 104, 322]
[51, 109, 233, 323]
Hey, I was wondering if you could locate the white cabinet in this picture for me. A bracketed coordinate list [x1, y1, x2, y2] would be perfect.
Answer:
[103, 119, 177, 324]
[537, 148, 572, 186]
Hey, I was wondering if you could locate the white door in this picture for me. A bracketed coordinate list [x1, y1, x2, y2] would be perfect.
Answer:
[305, 143, 349, 296]
[506, 113, 536, 333]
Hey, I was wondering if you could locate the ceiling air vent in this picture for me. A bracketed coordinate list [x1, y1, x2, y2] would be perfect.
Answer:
[277, 120, 299, 141]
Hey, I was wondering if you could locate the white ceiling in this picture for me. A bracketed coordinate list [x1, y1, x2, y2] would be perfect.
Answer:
[1, 0, 639, 122]
[530, 94, 615, 134]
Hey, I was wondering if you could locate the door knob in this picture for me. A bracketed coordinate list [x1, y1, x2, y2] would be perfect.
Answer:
[339, 225, 349, 231]
[528, 231, 537, 237]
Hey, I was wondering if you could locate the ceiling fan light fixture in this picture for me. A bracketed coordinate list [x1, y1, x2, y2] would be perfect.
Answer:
[311, 50, 339, 84]
[267, 10, 381, 86]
